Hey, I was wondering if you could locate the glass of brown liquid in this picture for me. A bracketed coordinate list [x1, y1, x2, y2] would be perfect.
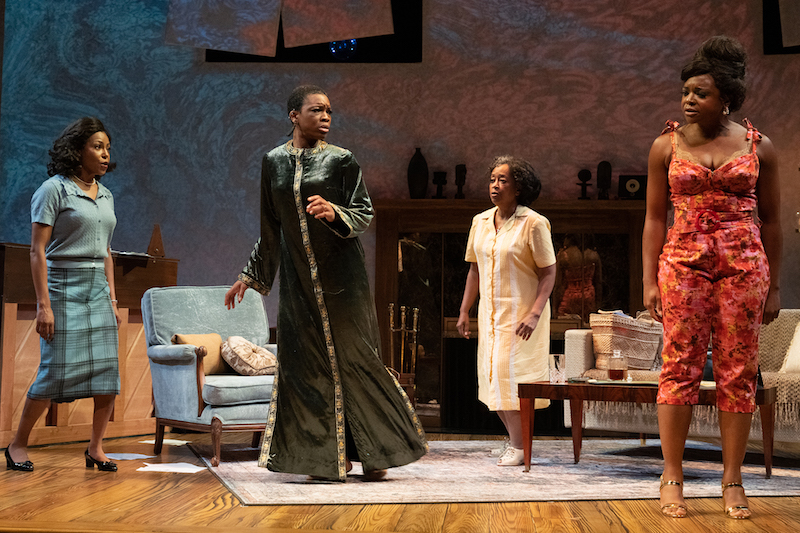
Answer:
[608, 349, 628, 381]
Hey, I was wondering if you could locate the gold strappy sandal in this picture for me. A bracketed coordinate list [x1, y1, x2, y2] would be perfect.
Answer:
[659, 476, 687, 518]
[722, 482, 751, 519]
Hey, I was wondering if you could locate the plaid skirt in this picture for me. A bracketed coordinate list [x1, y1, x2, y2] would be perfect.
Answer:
[28, 267, 120, 403]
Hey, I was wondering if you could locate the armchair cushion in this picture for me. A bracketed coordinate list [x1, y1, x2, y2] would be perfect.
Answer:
[778, 322, 800, 373]
[172, 333, 231, 375]
[222, 336, 277, 375]
[202, 374, 275, 406]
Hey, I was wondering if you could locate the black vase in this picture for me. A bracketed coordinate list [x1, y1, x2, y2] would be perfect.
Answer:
[407, 148, 429, 199]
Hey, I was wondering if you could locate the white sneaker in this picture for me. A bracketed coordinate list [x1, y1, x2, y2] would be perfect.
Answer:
[497, 446, 524, 466]
[491, 437, 510, 457]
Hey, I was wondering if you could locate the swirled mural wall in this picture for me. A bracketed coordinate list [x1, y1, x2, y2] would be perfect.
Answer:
[1, 0, 799, 310]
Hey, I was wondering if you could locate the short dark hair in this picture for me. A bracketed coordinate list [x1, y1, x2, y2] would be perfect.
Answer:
[47, 117, 116, 178]
[488, 155, 542, 206]
[287, 85, 328, 115]
[680, 35, 747, 113]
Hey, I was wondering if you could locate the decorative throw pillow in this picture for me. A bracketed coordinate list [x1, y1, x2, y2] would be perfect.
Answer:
[171, 333, 230, 375]
[222, 336, 277, 376]
[778, 322, 800, 373]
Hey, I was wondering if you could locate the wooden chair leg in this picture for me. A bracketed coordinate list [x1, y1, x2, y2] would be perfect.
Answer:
[154, 420, 165, 454]
[251, 431, 263, 448]
[210, 417, 222, 467]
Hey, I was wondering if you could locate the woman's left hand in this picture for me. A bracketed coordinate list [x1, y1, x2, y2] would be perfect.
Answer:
[306, 195, 335, 222]
[516, 312, 541, 341]
[112, 301, 121, 329]
[762, 288, 781, 326]
[456, 310, 471, 339]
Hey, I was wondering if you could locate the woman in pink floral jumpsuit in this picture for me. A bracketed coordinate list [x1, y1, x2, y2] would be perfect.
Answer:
[642, 36, 782, 520]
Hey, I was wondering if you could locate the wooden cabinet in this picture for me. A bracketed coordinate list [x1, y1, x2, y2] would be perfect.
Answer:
[373, 199, 645, 431]
[0, 243, 178, 446]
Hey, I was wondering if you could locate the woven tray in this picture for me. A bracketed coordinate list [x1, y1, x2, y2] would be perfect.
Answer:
[589, 311, 663, 370]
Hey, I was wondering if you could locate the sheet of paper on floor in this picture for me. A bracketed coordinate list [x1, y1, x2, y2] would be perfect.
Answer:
[139, 438, 190, 446]
[106, 452, 157, 460]
[137, 462, 206, 473]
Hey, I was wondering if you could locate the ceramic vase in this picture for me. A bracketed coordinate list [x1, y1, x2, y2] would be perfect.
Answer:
[407, 148, 429, 199]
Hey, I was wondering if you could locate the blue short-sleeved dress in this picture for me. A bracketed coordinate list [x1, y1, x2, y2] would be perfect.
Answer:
[28, 175, 120, 403]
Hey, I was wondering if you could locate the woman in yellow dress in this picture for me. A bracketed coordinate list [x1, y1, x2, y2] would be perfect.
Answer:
[456, 155, 557, 466]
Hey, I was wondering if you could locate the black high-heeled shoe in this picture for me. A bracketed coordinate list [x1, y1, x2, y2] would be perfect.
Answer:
[5, 447, 34, 472]
[85, 449, 117, 472]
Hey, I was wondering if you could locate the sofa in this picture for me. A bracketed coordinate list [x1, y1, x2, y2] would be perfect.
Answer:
[563, 309, 800, 449]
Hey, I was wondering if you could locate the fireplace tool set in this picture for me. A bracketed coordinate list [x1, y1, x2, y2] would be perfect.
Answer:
[388, 303, 419, 403]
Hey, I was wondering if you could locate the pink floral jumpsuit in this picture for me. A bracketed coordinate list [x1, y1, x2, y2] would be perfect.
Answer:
[656, 119, 770, 413]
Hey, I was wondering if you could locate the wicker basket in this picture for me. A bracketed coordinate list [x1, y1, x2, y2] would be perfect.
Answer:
[589, 310, 663, 370]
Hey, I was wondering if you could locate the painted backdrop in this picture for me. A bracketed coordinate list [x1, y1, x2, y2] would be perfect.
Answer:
[1, 0, 798, 317]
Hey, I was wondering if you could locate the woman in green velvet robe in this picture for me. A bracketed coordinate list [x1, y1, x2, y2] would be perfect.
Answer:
[226, 85, 427, 481]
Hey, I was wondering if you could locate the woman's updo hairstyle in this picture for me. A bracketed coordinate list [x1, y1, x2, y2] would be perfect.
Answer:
[680, 35, 747, 113]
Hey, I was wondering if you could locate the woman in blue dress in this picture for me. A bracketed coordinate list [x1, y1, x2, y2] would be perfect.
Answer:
[5, 117, 120, 473]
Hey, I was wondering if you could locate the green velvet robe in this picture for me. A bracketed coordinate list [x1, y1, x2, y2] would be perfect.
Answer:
[241, 141, 427, 480]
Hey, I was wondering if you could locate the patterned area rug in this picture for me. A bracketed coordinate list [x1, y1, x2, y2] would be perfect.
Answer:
[190, 439, 800, 505]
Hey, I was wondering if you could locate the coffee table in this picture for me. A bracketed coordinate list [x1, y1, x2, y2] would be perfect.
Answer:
[518, 381, 777, 478]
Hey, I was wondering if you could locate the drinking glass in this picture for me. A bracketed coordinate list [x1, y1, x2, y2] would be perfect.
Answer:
[608, 349, 628, 381]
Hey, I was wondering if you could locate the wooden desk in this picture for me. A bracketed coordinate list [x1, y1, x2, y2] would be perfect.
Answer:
[0, 242, 178, 446]
[518, 381, 777, 478]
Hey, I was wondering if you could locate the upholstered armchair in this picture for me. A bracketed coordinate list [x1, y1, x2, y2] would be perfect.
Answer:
[141, 285, 275, 466]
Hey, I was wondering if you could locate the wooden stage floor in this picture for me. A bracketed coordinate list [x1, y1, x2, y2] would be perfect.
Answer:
[1, 432, 799, 532]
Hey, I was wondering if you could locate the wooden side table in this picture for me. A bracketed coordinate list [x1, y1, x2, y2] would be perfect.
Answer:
[518, 381, 777, 478]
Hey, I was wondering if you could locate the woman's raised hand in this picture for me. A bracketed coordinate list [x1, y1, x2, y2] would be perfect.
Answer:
[306, 195, 335, 222]
[224, 280, 248, 310]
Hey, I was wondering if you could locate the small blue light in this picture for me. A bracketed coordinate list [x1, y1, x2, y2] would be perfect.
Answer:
[329, 39, 357, 61]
